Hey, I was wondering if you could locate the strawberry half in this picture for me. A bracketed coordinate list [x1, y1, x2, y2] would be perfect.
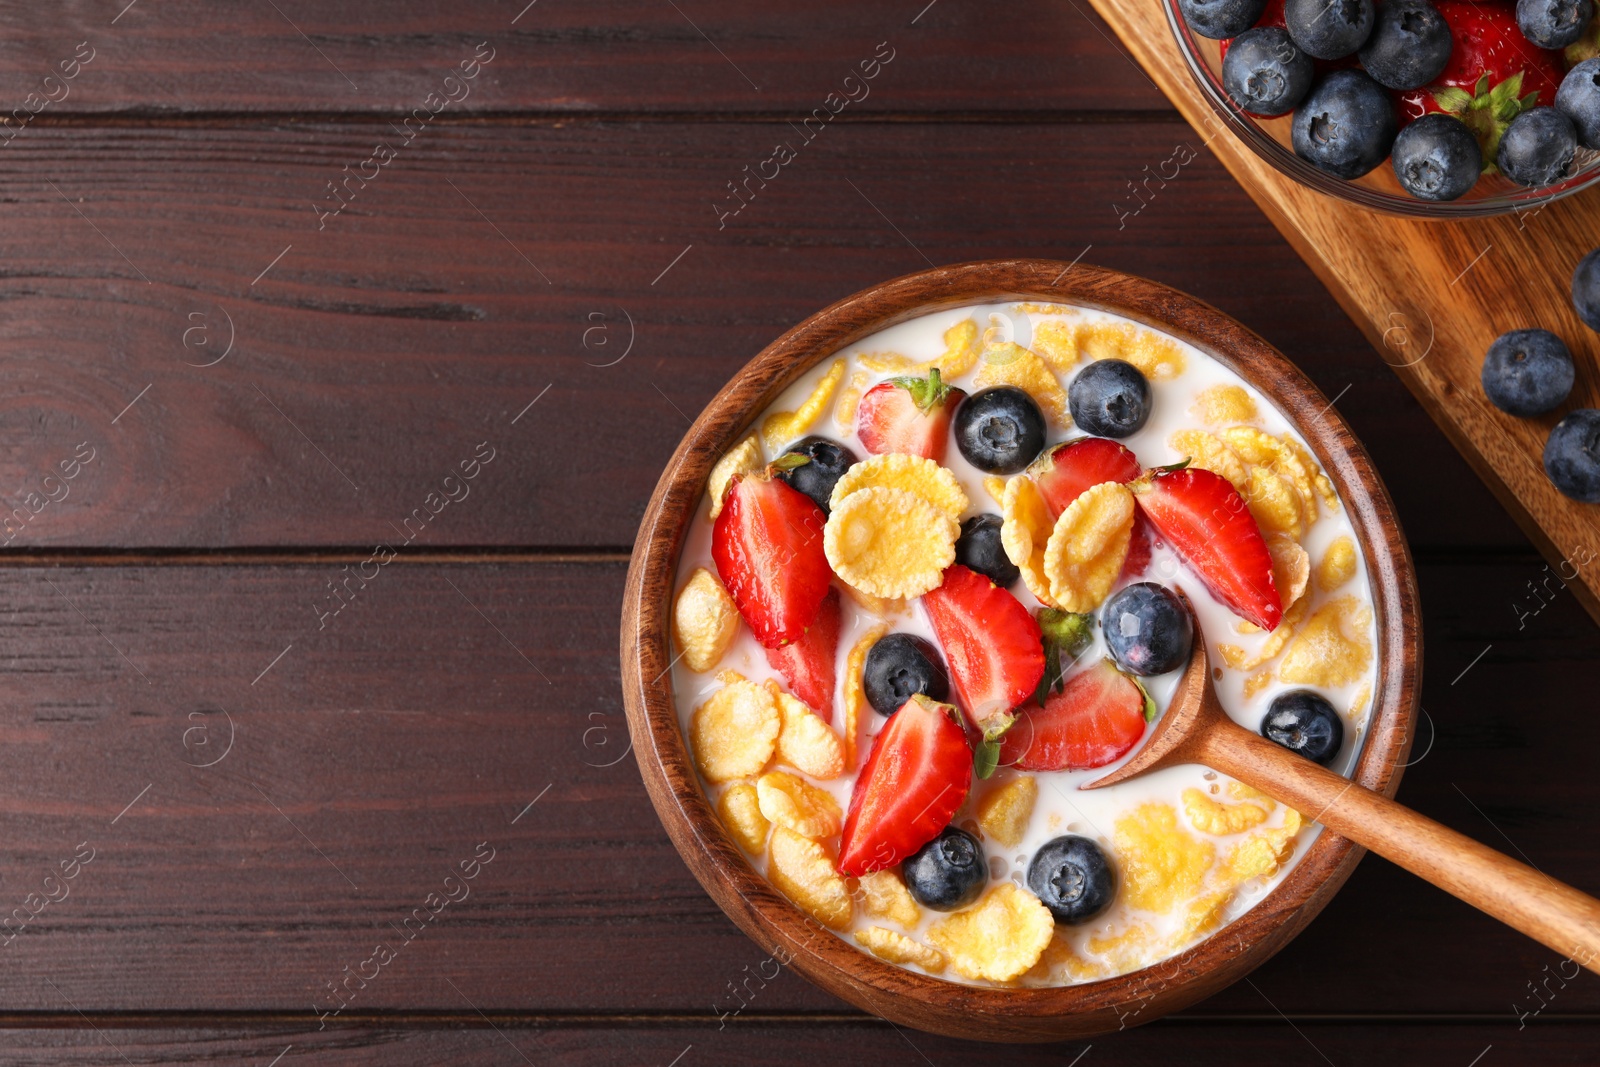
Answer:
[712, 471, 831, 649]
[1000, 659, 1150, 772]
[1121, 514, 1154, 582]
[1397, 1, 1565, 166]
[1030, 437, 1143, 519]
[764, 587, 840, 722]
[838, 694, 972, 876]
[1132, 466, 1282, 631]
[922, 564, 1046, 735]
[855, 369, 964, 463]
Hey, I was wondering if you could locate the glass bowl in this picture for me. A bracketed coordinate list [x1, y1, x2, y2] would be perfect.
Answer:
[1164, 0, 1600, 218]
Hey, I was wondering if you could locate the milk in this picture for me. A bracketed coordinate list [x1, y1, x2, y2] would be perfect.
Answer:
[671, 301, 1377, 986]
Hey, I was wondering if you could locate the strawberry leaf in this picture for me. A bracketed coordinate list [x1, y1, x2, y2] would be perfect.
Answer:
[1034, 608, 1095, 705]
[974, 738, 1001, 780]
[1431, 87, 1472, 114]
[769, 452, 811, 472]
[888, 367, 951, 413]
[1130, 674, 1158, 723]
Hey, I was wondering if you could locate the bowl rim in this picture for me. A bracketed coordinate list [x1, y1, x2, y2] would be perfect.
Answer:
[620, 259, 1422, 1042]
[1162, 0, 1600, 220]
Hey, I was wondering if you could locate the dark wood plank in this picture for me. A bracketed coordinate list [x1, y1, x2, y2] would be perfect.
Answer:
[0, 121, 1517, 552]
[0, 0, 1166, 116]
[0, 558, 1593, 1015]
[0, 1019, 1587, 1065]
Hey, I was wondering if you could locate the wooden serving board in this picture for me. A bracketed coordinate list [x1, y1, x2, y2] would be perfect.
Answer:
[1090, 0, 1600, 622]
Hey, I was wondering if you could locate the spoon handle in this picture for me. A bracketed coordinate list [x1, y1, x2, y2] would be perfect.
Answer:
[1197, 717, 1600, 976]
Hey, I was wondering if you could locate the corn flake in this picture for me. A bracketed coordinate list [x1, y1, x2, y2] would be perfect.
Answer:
[757, 771, 842, 839]
[932, 318, 982, 378]
[855, 926, 947, 973]
[762, 360, 845, 452]
[1278, 594, 1372, 688]
[1244, 465, 1306, 541]
[1001, 475, 1060, 608]
[975, 776, 1038, 850]
[927, 883, 1055, 982]
[839, 584, 906, 619]
[1349, 681, 1372, 722]
[1217, 597, 1308, 672]
[1272, 436, 1322, 524]
[1219, 426, 1282, 466]
[768, 684, 845, 780]
[1268, 535, 1310, 610]
[982, 475, 1008, 507]
[1031, 318, 1082, 371]
[1182, 787, 1271, 836]
[708, 435, 762, 521]
[1279, 434, 1338, 513]
[1169, 429, 1249, 490]
[1113, 802, 1215, 914]
[1191, 384, 1258, 425]
[1317, 535, 1357, 592]
[1077, 320, 1187, 379]
[768, 826, 853, 929]
[834, 370, 870, 434]
[824, 487, 959, 599]
[1178, 888, 1234, 943]
[1084, 921, 1159, 975]
[858, 351, 915, 373]
[856, 868, 921, 928]
[718, 783, 770, 856]
[842, 624, 888, 771]
[673, 568, 740, 673]
[1043, 482, 1134, 612]
[690, 675, 780, 783]
[828, 454, 968, 520]
[974, 341, 1069, 425]
[1226, 809, 1302, 881]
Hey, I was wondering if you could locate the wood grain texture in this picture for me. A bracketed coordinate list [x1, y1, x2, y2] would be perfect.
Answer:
[0, 1019, 1591, 1065]
[0, 123, 1518, 551]
[622, 260, 1421, 1040]
[0, 558, 1586, 1017]
[1089, 0, 1600, 624]
[0, 0, 1166, 115]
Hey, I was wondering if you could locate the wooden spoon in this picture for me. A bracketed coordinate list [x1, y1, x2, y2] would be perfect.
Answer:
[1085, 594, 1600, 975]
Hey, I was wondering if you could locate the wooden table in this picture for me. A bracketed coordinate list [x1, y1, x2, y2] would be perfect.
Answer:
[1, 1, 1593, 1062]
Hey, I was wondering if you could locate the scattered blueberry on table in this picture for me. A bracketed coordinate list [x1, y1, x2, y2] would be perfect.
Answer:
[1481, 329, 1575, 417]
[1545, 409, 1600, 502]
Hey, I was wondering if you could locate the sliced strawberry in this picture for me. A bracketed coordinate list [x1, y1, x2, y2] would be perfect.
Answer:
[838, 694, 972, 876]
[1132, 467, 1282, 631]
[764, 587, 840, 722]
[1119, 514, 1154, 582]
[712, 471, 831, 649]
[922, 564, 1046, 734]
[1030, 437, 1142, 519]
[1000, 660, 1148, 772]
[855, 369, 964, 463]
[1397, 1, 1565, 166]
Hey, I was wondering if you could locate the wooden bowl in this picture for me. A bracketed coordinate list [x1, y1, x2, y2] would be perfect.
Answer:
[620, 260, 1421, 1042]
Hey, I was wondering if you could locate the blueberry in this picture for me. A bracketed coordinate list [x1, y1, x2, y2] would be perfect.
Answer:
[1291, 70, 1399, 179]
[1262, 690, 1344, 765]
[954, 387, 1047, 474]
[1518, 0, 1594, 48]
[956, 514, 1020, 589]
[1068, 359, 1152, 439]
[1574, 247, 1600, 331]
[1358, 0, 1452, 90]
[1557, 59, 1600, 150]
[1027, 836, 1116, 924]
[776, 436, 857, 513]
[1223, 27, 1315, 116]
[902, 827, 986, 911]
[1481, 329, 1574, 417]
[863, 633, 950, 717]
[1390, 114, 1483, 201]
[1544, 409, 1600, 502]
[1497, 107, 1577, 188]
[1179, 0, 1269, 38]
[1102, 582, 1194, 676]
[1285, 0, 1374, 59]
